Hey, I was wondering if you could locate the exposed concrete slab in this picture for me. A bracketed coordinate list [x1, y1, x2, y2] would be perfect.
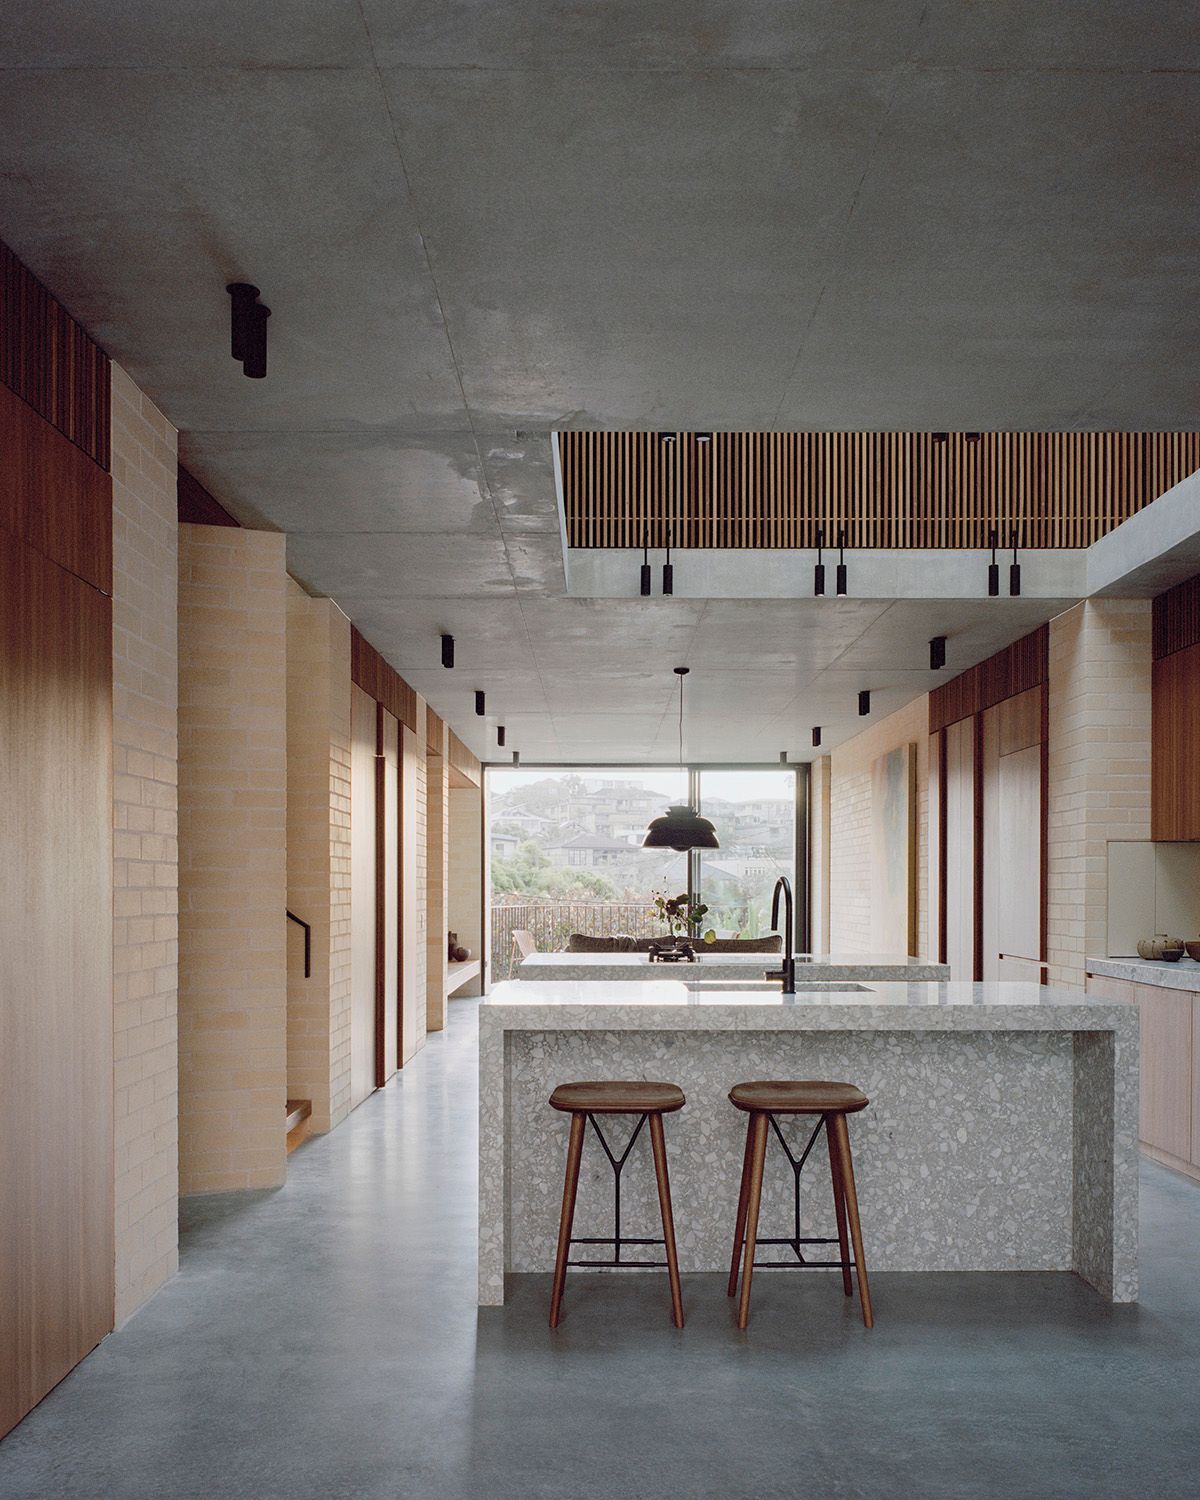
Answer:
[1087, 469, 1200, 597]
[3, 4, 1199, 760]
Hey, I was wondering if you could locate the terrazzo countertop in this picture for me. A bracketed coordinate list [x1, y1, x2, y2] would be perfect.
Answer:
[516, 952, 950, 983]
[1087, 954, 1200, 993]
[478, 979, 1139, 1308]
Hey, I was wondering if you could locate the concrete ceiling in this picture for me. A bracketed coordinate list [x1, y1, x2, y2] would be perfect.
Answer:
[2, 3, 1196, 762]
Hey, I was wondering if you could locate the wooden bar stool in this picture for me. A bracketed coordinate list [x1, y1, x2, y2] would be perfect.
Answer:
[548, 1081, 686, 1329]
[727, 1080, 873, 1329]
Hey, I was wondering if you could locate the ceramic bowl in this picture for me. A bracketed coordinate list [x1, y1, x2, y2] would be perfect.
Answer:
[1185, 942, 1200, 962]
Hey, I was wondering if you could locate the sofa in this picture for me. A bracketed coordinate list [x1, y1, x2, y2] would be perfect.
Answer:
[565, 933, 783, 955]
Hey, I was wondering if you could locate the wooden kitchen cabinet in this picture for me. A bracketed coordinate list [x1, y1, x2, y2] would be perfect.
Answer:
[1086, 971, 1198, 1179]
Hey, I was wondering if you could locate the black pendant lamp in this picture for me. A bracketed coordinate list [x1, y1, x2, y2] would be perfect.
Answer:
[642, 667, 719, 852]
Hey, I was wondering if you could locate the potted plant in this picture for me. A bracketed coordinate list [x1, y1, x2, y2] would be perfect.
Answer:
[649, 891, 716, 962]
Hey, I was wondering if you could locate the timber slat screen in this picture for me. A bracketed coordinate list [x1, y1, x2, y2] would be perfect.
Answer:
[1, 240, 110, 470]
[559, 431, 1200, 550]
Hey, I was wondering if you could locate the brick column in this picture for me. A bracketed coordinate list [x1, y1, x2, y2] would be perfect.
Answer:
[285, 580, 352, 1131]
[1046, 599, 1152, 990]
[178, 525, 288, 1191]
[110, 365, 180, 1322]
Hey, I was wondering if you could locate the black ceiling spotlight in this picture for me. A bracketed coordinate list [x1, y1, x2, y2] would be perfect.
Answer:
[836, 528, 848, 596]
[988, 529, 1000, 596]
[929, 635, 947, 671]
[858, 690, 871, 717]
[226, 282, 270, 379]
[497, 725, 506, 747]
[1009, 528, 1022, 596]
[640, 526, 652, 597]
[440, 634, 455, 668]
[812, 726, 822, 748]
[779, 750, 789, 765]
[474, 690, 486, 716]
[662, 523, 674, 596]
[512, 750, 520, 766]
[814, 526, 826, 596]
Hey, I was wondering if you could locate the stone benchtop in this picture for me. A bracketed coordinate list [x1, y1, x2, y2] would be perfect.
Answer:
[483, 978, 1136, 1032]
[1087, 954, 1200, 994]
[516, 952, 949, 983]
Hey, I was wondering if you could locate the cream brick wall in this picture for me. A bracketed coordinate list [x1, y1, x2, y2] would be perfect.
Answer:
[178, 525, 288, 1192]
[1046, 599, 1152, 990]
[110, 363, 180, 1324]
[829, 697, 931, 957]
[285, 580, 353, 1131]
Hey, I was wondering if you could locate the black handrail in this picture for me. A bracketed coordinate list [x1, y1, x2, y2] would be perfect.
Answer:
[286, 910, 312, 978]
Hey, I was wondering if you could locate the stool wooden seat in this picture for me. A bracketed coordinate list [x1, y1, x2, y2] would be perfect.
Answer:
[548, 1080, 686, 1329]
[550, 1081, 686, 1115]
[729, 1080, 868, 1115]
[727, 1079, 873, 1330]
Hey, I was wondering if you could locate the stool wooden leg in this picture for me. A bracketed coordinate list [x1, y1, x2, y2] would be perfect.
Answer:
[649, 1112, 685, 1329]
[727, 1116, 756, 1297]
[549, 1111, 586, 1328]
[736, 1111, 769, 1331]
[830, 1112, 873, 1328]
[825, 1115, 853, 1297]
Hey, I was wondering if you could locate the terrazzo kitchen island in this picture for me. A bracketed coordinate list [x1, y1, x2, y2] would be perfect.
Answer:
[478, 979, 1139, 1306]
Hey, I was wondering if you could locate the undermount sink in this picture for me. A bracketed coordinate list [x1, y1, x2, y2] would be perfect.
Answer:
[682, 978, 875, 993]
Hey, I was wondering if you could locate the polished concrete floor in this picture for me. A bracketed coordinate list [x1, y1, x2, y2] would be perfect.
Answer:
[2, 998, 1199, 1499]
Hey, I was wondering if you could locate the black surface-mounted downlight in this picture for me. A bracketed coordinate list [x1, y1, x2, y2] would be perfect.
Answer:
[226, 282, 269, 378]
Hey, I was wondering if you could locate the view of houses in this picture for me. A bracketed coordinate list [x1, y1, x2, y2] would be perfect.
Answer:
[489, 772, 795, 950]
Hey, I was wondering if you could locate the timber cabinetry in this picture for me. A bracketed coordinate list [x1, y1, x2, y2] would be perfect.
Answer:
[1086, 971, 1198, 1181]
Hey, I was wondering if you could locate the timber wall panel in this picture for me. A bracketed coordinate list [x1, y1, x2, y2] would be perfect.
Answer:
[561, 430, 1200, 551]
[929, 626, 1049, 733]
[0, 382, 112, 592]
[350, 627, 416, 731]
[1, 531, 113, 1438]
[1, 239, 110, 468]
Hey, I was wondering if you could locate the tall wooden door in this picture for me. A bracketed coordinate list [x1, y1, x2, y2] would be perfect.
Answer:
[981, 687, 1044, 982]
[0, 531, 113, 1437]
[399, 724, 420, 1065]
[944, 716, 976, 982]
[349, 683, 377, 1110]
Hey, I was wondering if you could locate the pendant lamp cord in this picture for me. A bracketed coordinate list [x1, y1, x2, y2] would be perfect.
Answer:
[678, 673, 684, 766]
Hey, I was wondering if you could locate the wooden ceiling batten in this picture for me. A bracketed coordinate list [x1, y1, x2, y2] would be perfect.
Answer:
[560, 431, 1200, 551]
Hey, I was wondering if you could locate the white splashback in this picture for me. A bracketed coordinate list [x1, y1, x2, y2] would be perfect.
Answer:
[1107, 840, 1200, 954]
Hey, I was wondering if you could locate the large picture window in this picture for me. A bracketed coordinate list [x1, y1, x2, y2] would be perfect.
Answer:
[488, 766, 804, 977]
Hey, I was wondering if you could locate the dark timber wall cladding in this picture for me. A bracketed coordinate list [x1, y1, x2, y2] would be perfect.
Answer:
[350, 626, 417, 733]
[928, 626, 1049, 733]
[1151, 573, 1200, 661]
[560, 431, 1200, 550]
[1, 240, 110, 470]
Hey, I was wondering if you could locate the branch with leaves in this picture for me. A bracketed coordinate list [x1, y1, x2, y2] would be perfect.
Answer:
[652, 890, 716, 944]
